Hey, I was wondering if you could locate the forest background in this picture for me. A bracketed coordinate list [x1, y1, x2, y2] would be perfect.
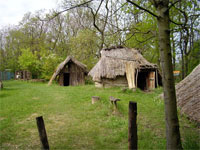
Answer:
[0, 0, 199, 80]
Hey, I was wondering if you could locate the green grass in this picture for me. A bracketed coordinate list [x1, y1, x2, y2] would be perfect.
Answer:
[0, 80, 199, 150]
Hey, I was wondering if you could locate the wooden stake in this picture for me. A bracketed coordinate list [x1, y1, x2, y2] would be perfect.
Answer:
[36, 116, 49, 150]
[156, 70, 159, 88]
[135, 69, 138, 88]
[128, 101, 137, 150]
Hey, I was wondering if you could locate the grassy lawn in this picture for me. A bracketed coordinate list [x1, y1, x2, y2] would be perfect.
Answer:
[0, 80, 199, 150]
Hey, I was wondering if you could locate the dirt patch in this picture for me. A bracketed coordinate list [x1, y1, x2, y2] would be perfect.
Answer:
[32, 97, 39, 100]
[0, 117, 5, 121]
[1, 143, 19, 150]
[18, 113, 39, 124]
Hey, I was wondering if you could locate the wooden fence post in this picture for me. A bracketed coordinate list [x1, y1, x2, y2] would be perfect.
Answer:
[36, 116, 49, 150]
[128, 101, 137, 150]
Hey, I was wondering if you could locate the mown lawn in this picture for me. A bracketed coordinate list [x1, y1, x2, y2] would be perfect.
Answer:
[0, 80, 199, 150]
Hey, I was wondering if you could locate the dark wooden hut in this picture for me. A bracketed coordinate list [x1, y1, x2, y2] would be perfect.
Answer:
[89, 46, 162, 90]
[48, 56, 88, 86]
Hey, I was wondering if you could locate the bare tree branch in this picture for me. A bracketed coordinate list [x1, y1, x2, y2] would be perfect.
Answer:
[38, 0, 94, 21]
[169, 18, 184, 26]
[168, 0, 181, 10]
[126, 0, 158, 18]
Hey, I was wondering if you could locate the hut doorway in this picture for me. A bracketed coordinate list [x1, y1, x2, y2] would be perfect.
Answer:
[137, 71, 155, 90]
[64, 73, 70, 86]
[137, 71, 148, 90]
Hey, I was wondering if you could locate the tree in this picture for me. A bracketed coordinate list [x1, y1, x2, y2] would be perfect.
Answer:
[68, 29, 99, 69]
[169, 0, 200, 78]
[126, 0, 182, 149]
[18, 48, 40, 78]
[40, 52, 62, 80]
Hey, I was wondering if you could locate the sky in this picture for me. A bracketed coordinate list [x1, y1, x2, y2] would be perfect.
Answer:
[0, 0, 62, 28]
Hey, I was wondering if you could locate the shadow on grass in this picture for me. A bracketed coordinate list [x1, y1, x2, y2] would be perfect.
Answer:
[0, 93, 9, 98]
[1, 87, 18, 91]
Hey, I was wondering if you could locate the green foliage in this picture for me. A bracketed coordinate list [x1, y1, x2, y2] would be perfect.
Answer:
[40, 53, 62, 80]
[18, 48, 40, 77]
[69, 29, 99, 69]
[0, 0, 199, 79]
[125, 13, 159, 64]
[188, 39, 200, 74]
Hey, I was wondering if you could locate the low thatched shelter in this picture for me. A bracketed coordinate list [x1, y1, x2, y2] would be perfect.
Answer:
[89, 46, 162, 90]
[176, 64, 200, 123]
[48, 56, 88, 86]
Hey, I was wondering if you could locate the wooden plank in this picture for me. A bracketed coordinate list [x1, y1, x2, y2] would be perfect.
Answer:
[125, 62, 136, 89]
[128, 101, 137, 150]
[147, 71, 155, 90]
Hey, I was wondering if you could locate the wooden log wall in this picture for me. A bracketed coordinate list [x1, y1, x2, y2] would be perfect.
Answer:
[58, 62, 85, 86]
[69, 62, 85, 86]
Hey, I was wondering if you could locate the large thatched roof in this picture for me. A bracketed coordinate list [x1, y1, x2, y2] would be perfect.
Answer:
[48, 56, 87, 85]
[89, 47, 157, 81]
[176, 64, 200, 123]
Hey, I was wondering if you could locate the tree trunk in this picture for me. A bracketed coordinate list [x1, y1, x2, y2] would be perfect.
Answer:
[185, 55, 189, 76]
[156, 1, 182, 149]
[171, 32, 176, 70]
[180, 32, 185, 79]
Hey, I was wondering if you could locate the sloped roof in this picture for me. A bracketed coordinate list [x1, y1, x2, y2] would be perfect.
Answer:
[88, 47, 157, 81]
[176, 64, 200, 123]
[48, 56, 87, 85]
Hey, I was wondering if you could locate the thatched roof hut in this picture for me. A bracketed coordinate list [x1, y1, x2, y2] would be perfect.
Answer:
[89, 46, 161, 90]
[176, 64, 200, 123]
[48, 56, 88, 86]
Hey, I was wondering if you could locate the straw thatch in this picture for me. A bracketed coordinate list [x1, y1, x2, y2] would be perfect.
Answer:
[89, 47, 157, 82]
[176, 64, 200, 123]
[48, 56, 87, 85]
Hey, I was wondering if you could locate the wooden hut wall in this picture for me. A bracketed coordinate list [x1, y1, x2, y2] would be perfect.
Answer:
[101, 76, 128, 88]
[58, 66, 69, 86]
[58, 73, 64, 86]
[69, 62, 85, 86]
[58, 62, 85, 86]
[136, 69, 156, 90]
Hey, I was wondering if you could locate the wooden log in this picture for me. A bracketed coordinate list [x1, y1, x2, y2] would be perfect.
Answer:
[0, 80, 3, 90]
[92, 96, 100, 104]
[128, 101, 137, 150]
[36, 116, 49, 150]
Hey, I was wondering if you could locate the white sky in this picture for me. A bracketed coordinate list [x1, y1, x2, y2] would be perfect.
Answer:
[0, 0, 62, 28]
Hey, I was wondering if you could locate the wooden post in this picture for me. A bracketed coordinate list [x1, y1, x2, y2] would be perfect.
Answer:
[135, 69, 138, 88]
[113, 101, 117, 110]
[0, 80, 3, 90]
[128, 101, 137, 150]
[156, 70, 159, 88]
[36, 116, 49, 150]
